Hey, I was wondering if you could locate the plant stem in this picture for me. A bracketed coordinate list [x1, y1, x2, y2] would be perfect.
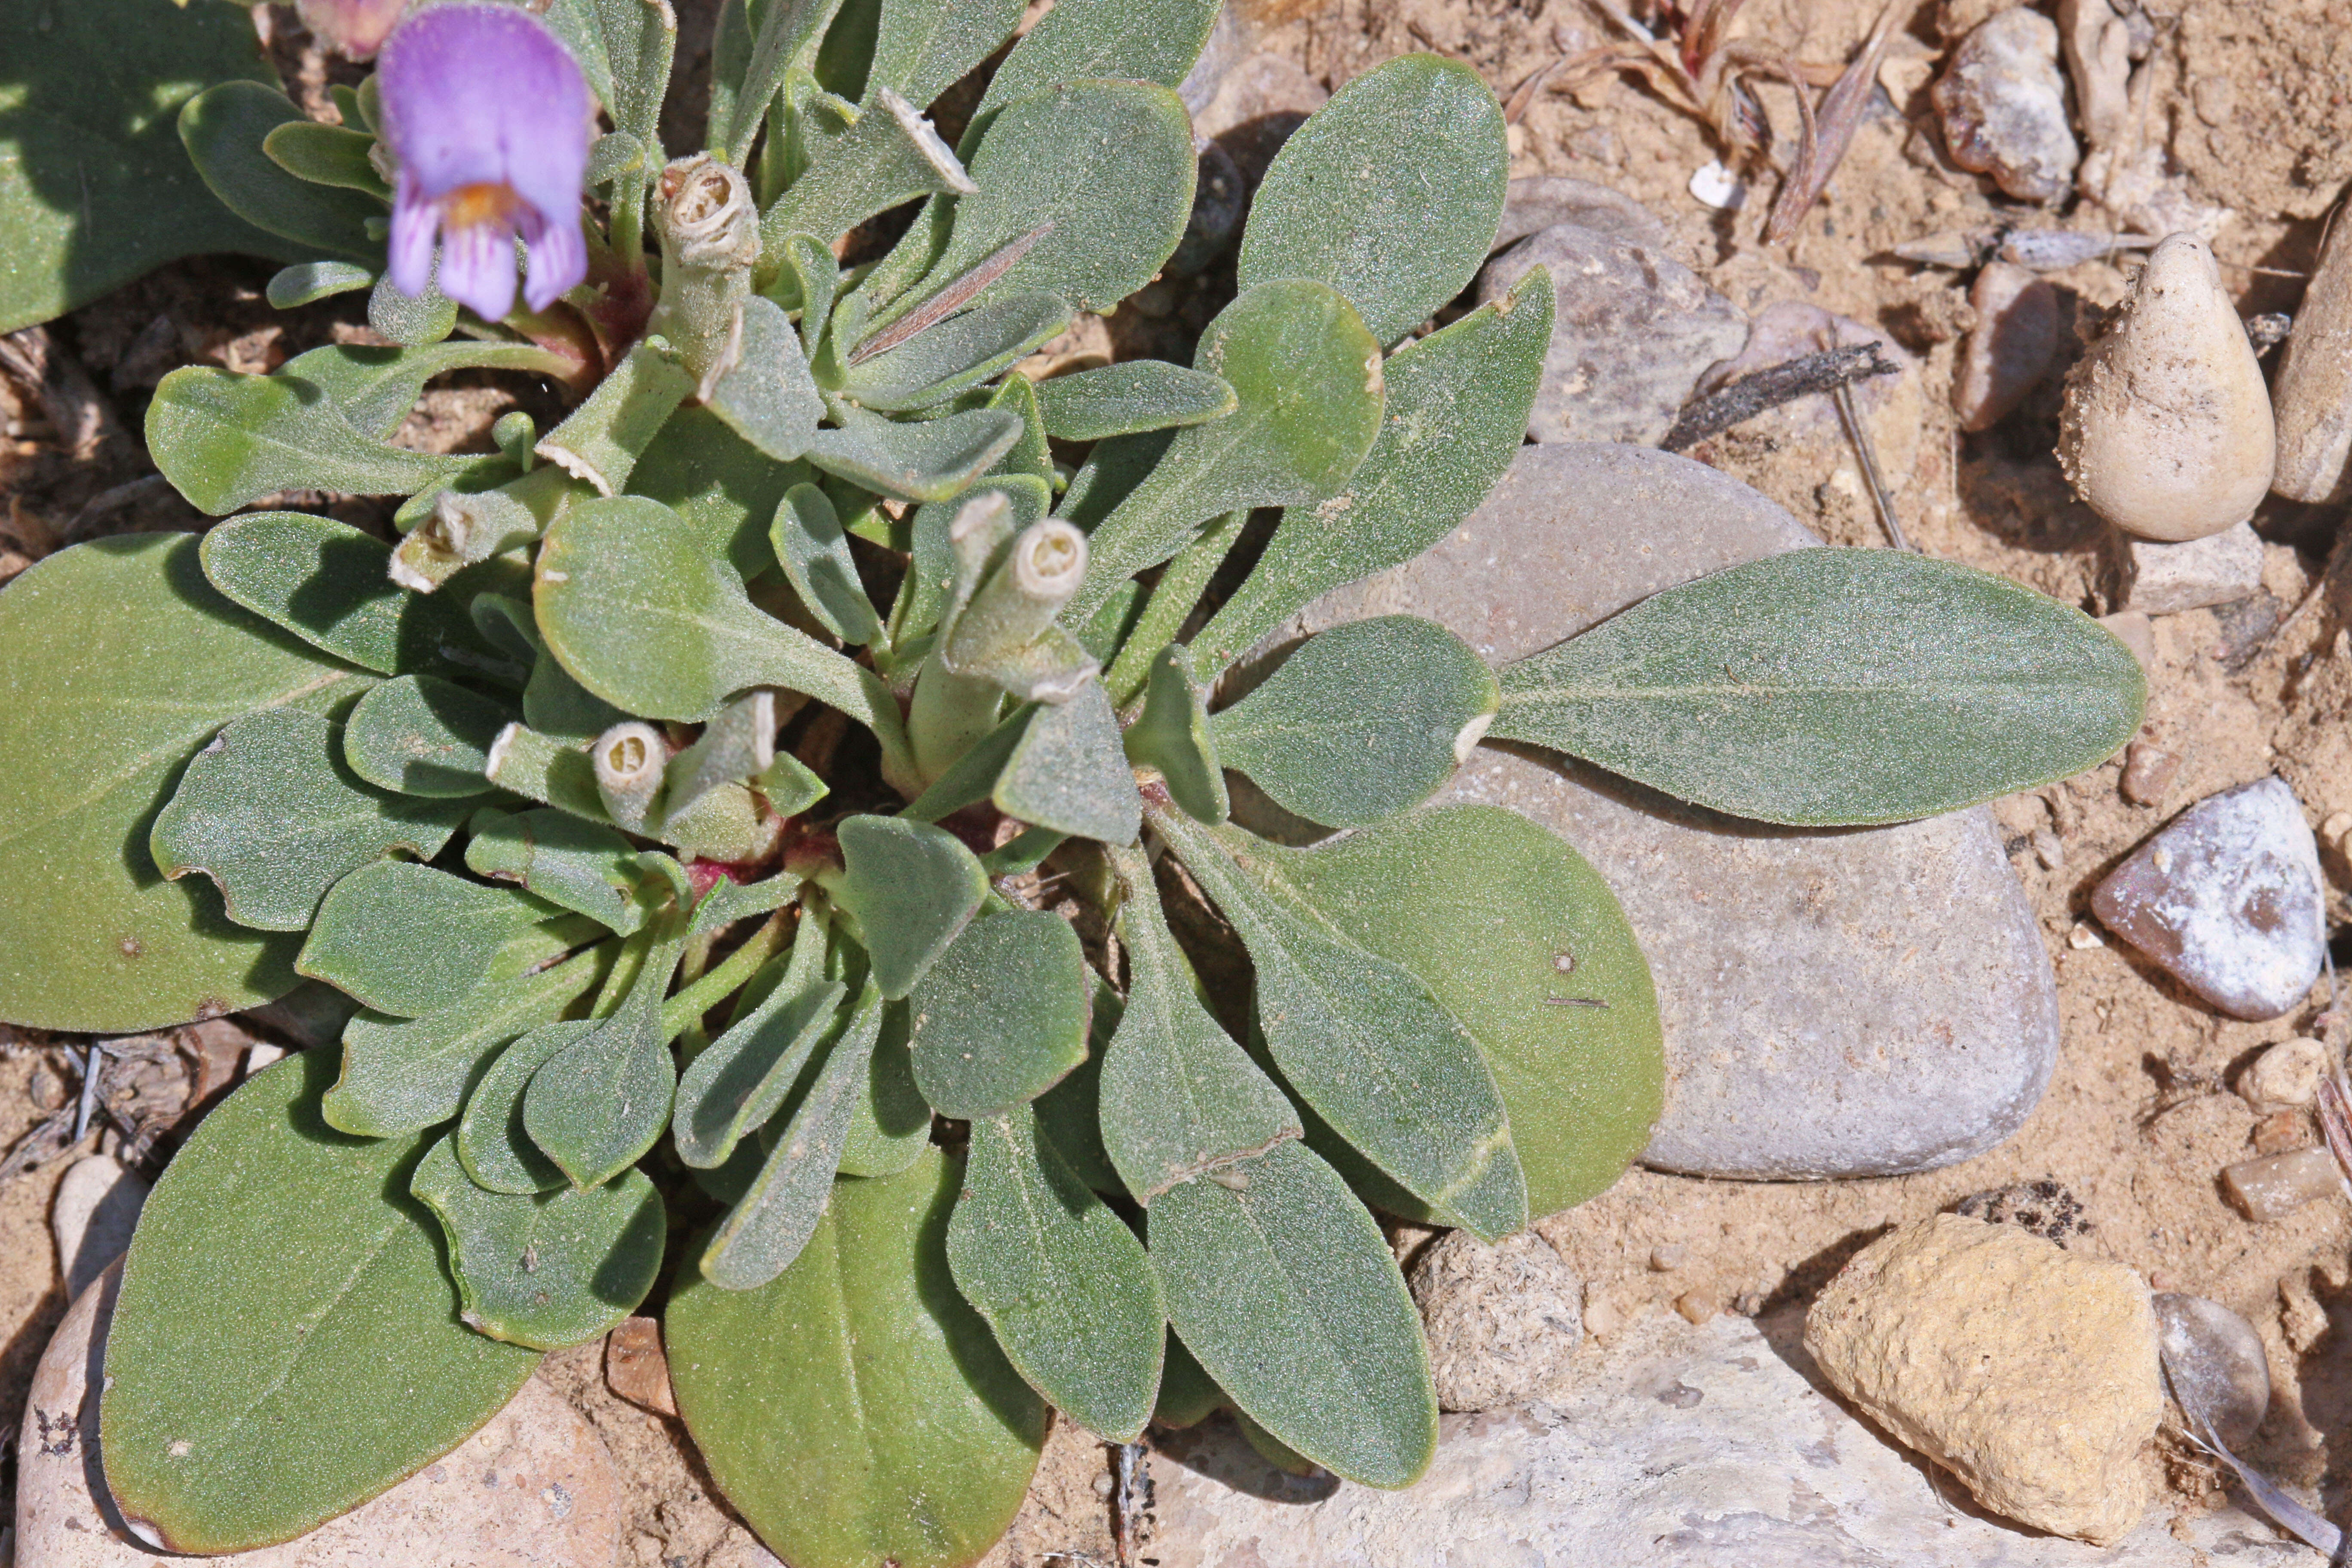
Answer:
[662, 908, 793, 1041]
[1104, 509, 1246, 708]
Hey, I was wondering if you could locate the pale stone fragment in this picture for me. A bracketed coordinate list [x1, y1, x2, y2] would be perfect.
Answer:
[50, 1155, 147, 1303]
[2223, 1146, 2342, 1220]
[2270, 196, 2352, 503]
[1932, 10, 2079, 203]
[2152, 1293, 2269, 1449]
[1954, 260, 2058, 430]
[2107, 521, 2263, 615]
[2239, 1037, 2331, 1112]
[1407, 1230, 1583, 1413]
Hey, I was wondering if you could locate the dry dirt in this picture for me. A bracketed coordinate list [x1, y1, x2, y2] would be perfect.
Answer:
[9, 0, 2352, 1559]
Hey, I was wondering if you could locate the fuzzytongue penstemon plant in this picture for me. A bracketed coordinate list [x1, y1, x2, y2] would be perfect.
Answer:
[0, 1, 2148, 1563]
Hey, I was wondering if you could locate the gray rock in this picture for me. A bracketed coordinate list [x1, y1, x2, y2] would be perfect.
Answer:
[1475, 226, 1748, 447]
[1296, 444, 2059, 1179]
[2107, 521, 2264, 616]
[1148, 1307, 2259, 1566]
[2269, 168, 2352, 504]
[2091, 777, 2325, 1020]
[1190, 52, 1326, 187]
[50, 1155, 146, 1302]
[2153, 1292, 2269, 1449]
[1407, 1230, 1583, 1413]
[1954, 261, 2059, 432]
[1932, 8, 2079, 204]
[1491, 175, 1672, 253]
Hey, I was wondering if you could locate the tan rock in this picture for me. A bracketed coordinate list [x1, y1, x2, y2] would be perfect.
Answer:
[2269, 196, 2352, 504]
[1953, 260, 2058, 431]
[1406, 1230, 1583, 1413]
[2058, 234, 2277, 541]
[2240, 1036, 2331, 1112]
[1804, 1213, 2162, 1544]
[50, 1155, 147, 1303]
[16, 1267, 622, 1567]
[604, 1315, 678, 1417]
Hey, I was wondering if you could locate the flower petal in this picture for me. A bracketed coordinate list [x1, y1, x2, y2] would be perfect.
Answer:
[438, 220, 519, 323]
[519, 209, 588, 315]
[387, 171, 440, 300]
[377, 4, 594, 207]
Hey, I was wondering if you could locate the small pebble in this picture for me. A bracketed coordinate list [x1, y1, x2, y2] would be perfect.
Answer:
[2031, 828, 2065, 870]
[2321, 811, 2352, 845]
[51, 1154, 148, 1302]
[2119, 742, 2180, 806]
[1932, 9, 2079, 204]
[2240, 1036, 2330, 1111]
[2152, 1292, 2269, 1449]
[29, 1062, 67, 1111]
[2269, 176, 2352, 504]
[2068, 922, 2106, 949]
[1650, 1243, 1690, 1271]
[2251, 1109, 2310, 1156]
[2108, 521, 2264, 616]
[2098, 610, 2155, 670]
[2060, 235, 2277, 542]
[1953, 261, 2058, 431]
[1674, 1290, 1721, 1325]
[1092, 1473, 1117, 1498]
[1687, 159, 1747, 210]
[2090, 777, 2325, 1020]
[2222, 1146, 2341, 1220]
[604, 1315, 678, 1417]
[1409, 1230, 1584, 1413]
[1582, 1292, 1625, 1339]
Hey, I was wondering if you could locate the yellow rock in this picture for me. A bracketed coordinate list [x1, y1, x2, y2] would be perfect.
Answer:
[1804, 1213, 2162, 1545]
[2058, 234, 2275, 541]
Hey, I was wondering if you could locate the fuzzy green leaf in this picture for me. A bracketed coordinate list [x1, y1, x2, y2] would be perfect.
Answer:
[100, 1052, 540, 1555]
[707, 295, 825, 461]
[806, 407, 1024, 502]
[835, 999, 935, 1177]
[179, 80, 377, 259]
[1194, 282, 1553, 672]
[150, 366, 474, 515]
[1034, 361, 1236, 442]
[534, 341, 696, 498]
[410, 1133, 664, 1350]
[973, 0, 1221, 119]
[674, 907, 842, 1167]
[1123, 646, 1226, 825]
[0, 536, 365, 1031]
[992, 679, 1141, 845]
[262, 120, 389, 197]
[275, 342, 572, 441]
[1071, 280, 1383, 619]
[523, 905, 690, 1188]
[457, 1020, 591, 1194]
[1147, 1138, 1435, 1488]
[1237, 54, 1506, 346]
[342, 675, 513, 797]
[758, 84, 976, 246]
[948, 1105, 1167, 1441]
[1213, 617, 1496, 828]
[324, 938, 609, 1139]
[865, 0, 1024, 111]
[464, 808, 646, 932]
[843, 292, 1070, 413]
[628, 404, 812, 577]
[667, 1149, 1047, 1568]
[297, 862, 559, 1017]
[1492, 549, 2150, 826]
[150, 707, 469, 932]
[833, 815, 988, 998]
[1155, 812, 1526, 1240]
[772, 482, 886, 645]
[908, 907, 1090, 1118]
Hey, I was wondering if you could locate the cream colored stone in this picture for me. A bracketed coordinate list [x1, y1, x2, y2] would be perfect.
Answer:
[2240, 1036, 2331, 1111]
[49, 1156, 146, 1304]
[1804, 1213, 2162, 1544]
[2058, 234, 2277, 541]
[2270, 196, 2352, 504]
[1407, 1230, 1583, 1413]
[16, 1268, 622, 1567]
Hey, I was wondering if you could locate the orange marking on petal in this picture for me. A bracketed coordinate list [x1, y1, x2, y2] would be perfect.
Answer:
[441, 182, 523, 228]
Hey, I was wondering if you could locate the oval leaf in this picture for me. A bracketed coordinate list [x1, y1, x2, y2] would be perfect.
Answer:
[667, 1149, 1048, 1568]
[1491, 548, 2149, 826]
[1033, 361, 1236, 443]
[833, 815, 988, 999]
[101, 1051, 540, 1554]
[299, 861, 560, 1016]
[907, 906, 1090, 1119]
[344, 676, 514, 796]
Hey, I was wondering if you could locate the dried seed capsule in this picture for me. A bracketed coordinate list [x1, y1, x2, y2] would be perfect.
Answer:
[2058, 234, 2276, 542]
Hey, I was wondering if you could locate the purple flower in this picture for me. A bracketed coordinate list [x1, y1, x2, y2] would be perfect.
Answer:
[377, 4, 595, 323]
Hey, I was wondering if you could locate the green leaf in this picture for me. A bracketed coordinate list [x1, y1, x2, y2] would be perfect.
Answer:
[179, 80, 377, 259]
[1147, 1138, 1435, 1488]
[150, 707, 469, 932]
[1237, 54, 1506, 346]
[466, 808, 648, 933]
[835, 998, 935, 1176]
[1032, 968, 1123, 1193]
[456, 1020, 591, 1194]
[908, 907, 1090, 1118]
[842, 292, 1070, 413]
[973, 0, 1221, 119]
[832, 815, 988, 998]
[992, 679, 1141, 845]
[1194, 282, 1553, 673]
[343, 675, 513, 797]
[1123, 646, 1227, 825]
[262, 119, 389, 198]
[719, 0, 844, 163]
[534, 341, 697, 498]
[948, 1105, 1167, 1441]
[758, 84, 976, 247]
[1035, 361, 1236, 442]
[0, 0, 296, 333]
[675, 947, 846, 1169]
[707, 295, 825, 461]
[1096, 845, 1300, 1204]
[1247, 804, 1663, 1218]
[0, 536, 365, 1031]
[535, 495, 891, 733]
[877, 80, 1194, 326]
[369, 267, 458, 346]
[626, 405, 812, 577]
[523, 904, 691, 1188]
[482, 722, 612, 824]
[149, 366, 472, 515]
[894, 474, 1052, 643]
[100, 1052, 539, 1555]
[279, 341, 571, 441]
[772, 482, 886, 646]
[1070, 280, 1384, 620]
[1213, 617, 1497, 828]
[702, 980, 885, 1289]
[1491, 549, 2150, 826]
[266, 261, 375, 309]
[1154, 811, 1525, 1240]
[297, 861, 558, 1015]
[1155, 1332, 1226, 1428]
[667, 1149, 1047, 1568]
[865, 0, 1024, 111]
[410, 1133, 665, 1350]
[325, 939, 609, 1139]
[199, 512, 525, 685]
[806, 407, 1024, 502]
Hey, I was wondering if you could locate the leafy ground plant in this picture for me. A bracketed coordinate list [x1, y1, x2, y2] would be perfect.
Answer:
[0, 1, 2147, 1562]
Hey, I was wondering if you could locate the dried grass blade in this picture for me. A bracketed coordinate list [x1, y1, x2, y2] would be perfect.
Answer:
[850, 222, 1056, 366]
[1761, 0, 1902, 244]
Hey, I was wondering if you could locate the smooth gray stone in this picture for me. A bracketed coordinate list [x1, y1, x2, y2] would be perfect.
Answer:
[1296, 444, 2060, 1179]
[1475, 224, 1747, 446]
[2153, 1292, 2269, 1451]
[1148, 1308, 2251, 1567]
